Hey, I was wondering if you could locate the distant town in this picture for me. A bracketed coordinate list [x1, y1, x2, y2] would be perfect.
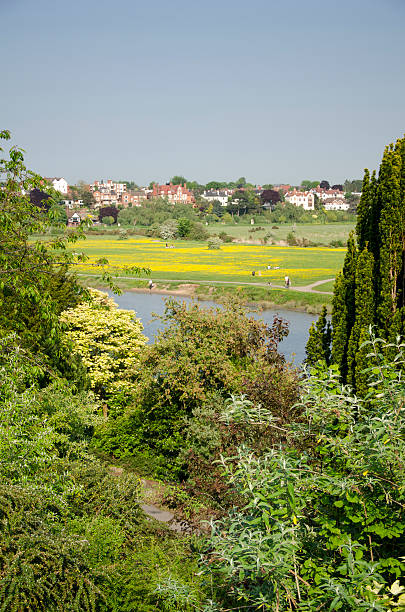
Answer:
[42, 176, 361, 227]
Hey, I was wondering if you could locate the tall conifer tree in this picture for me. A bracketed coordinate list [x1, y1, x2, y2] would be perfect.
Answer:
[368, 170, 379, 262]
[356, 169, 371, 251]
[305, 322, 324, 367]
[346, 248, 374, 389]
[331, 271, 347, 373]
[308, 134, 405, 386]
[305, 306, 331, 366]
[376, 143, 404, 340]
[329, 234, 357, 381]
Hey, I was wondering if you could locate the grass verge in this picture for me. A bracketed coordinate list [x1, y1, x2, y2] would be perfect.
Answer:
[78, 274, 331, 313]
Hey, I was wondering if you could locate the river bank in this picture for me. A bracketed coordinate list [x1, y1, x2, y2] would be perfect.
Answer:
[79, 273, 332, 314]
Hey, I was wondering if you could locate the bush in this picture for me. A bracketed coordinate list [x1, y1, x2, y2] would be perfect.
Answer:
[187, 222, 209, 241]
[159, 219, 178, 240]
[222, 212, 233, 224]
[102, 215, 114, 225]
[200, 333, 405, 610]
[218, 231, 233, 243]
[286, 231, 299, 246]
[207, 236, 222, 250]
[94, 300, 296, 479]
[60, 289, 147, 400]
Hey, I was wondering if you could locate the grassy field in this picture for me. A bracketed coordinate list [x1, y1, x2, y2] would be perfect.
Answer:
[72, 236, 345, 287]
[208, 222, 354, 244]
[314, 279, 336, 292]
[91, 222, 354, 245]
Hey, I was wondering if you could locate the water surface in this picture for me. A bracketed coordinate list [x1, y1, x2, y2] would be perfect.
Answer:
[110, 292, 316, 365]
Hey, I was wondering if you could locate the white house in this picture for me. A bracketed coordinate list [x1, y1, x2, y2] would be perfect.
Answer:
[323, 198, 350, 211]
[46, 177, 68, 194]
[201, 190, 229, 206]
[285, 190, 315, 210]
[90, 179, 127, 196]
[67, 212, 81, 225]
[62, 199, 84, 209]
[310, 188, 345, 201]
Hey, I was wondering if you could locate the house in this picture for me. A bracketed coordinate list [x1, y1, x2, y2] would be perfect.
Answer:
[272, 184, 291, 194]
[120, 190, 147, 207]
[67, 212, 82, 225]
[285, 189, 315, 210]
[310, 187, 345, 201]
[201, 190, 229, 206]
[44, 177, 68, 194]
[323, 198, 350, 211]
[150, 182, 195, 204]
[90, 180, 127, 208]
[91, 180, 127, 196]
[67, 209, 95, 226]
[62, 199, 84, 209]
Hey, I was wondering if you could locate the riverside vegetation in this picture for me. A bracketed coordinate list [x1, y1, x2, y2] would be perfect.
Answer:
[1, 130, 404, 611]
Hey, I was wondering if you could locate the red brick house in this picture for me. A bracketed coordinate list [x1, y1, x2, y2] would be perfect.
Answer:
[150, 183, 195, 204]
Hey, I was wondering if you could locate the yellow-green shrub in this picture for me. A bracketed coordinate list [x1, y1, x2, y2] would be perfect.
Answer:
[61, 289, 147, 397]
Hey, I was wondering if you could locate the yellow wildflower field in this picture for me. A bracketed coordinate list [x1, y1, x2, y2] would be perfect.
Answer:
[73, 236, 345, 286]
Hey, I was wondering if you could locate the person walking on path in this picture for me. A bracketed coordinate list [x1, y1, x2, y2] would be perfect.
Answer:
[284, 275, 290, 289]
[148, 279, 153, 291]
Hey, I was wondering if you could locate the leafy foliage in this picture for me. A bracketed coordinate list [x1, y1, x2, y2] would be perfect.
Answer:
[61, 289, 147, 399]
[207, 236, 222, 250]
[94, 299, 297, 478]
[200, 333, 405, 610]
[0, 131, 206, 611]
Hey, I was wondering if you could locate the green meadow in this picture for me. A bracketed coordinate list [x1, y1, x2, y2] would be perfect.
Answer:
[73, 236, 346, 287]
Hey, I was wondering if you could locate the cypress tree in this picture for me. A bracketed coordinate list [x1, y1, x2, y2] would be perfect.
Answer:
[368, 170, 379, 262]
[356, 169, 371, 250]
[354, 327, 372, 398]
[395, 138, 405, 336]
[376, 143, 404, 340]
[305, 306, 331, 367]
[331, 271, 348, 374]
[305, 321, 324, 367]
[317, 135, 405, 379]
[346, 248, 375, 390]
[329, 233, 357, 380]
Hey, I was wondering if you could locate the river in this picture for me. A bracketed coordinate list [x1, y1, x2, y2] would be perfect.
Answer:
[110, 292, 316, 365]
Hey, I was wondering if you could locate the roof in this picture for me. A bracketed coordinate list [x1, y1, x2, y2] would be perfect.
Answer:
[286, 189, 312, 196]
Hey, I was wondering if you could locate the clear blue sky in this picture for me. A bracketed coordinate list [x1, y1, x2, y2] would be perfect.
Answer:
[1, 0, 404, 185]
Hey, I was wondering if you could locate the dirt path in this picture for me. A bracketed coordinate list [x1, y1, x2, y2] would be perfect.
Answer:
[109, 466, 196, 534]
[80, 273, 334, 295]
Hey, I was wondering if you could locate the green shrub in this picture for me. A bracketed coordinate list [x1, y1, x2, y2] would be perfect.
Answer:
[200, 333, 405, 610]
[102, 216, 115, 225]
[94, 299, 296, 479]
[286, 231, 299, 246]
[188, 221, 209, 241]
[217, 231, 233, 243]
[207, 236, 222, 249]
